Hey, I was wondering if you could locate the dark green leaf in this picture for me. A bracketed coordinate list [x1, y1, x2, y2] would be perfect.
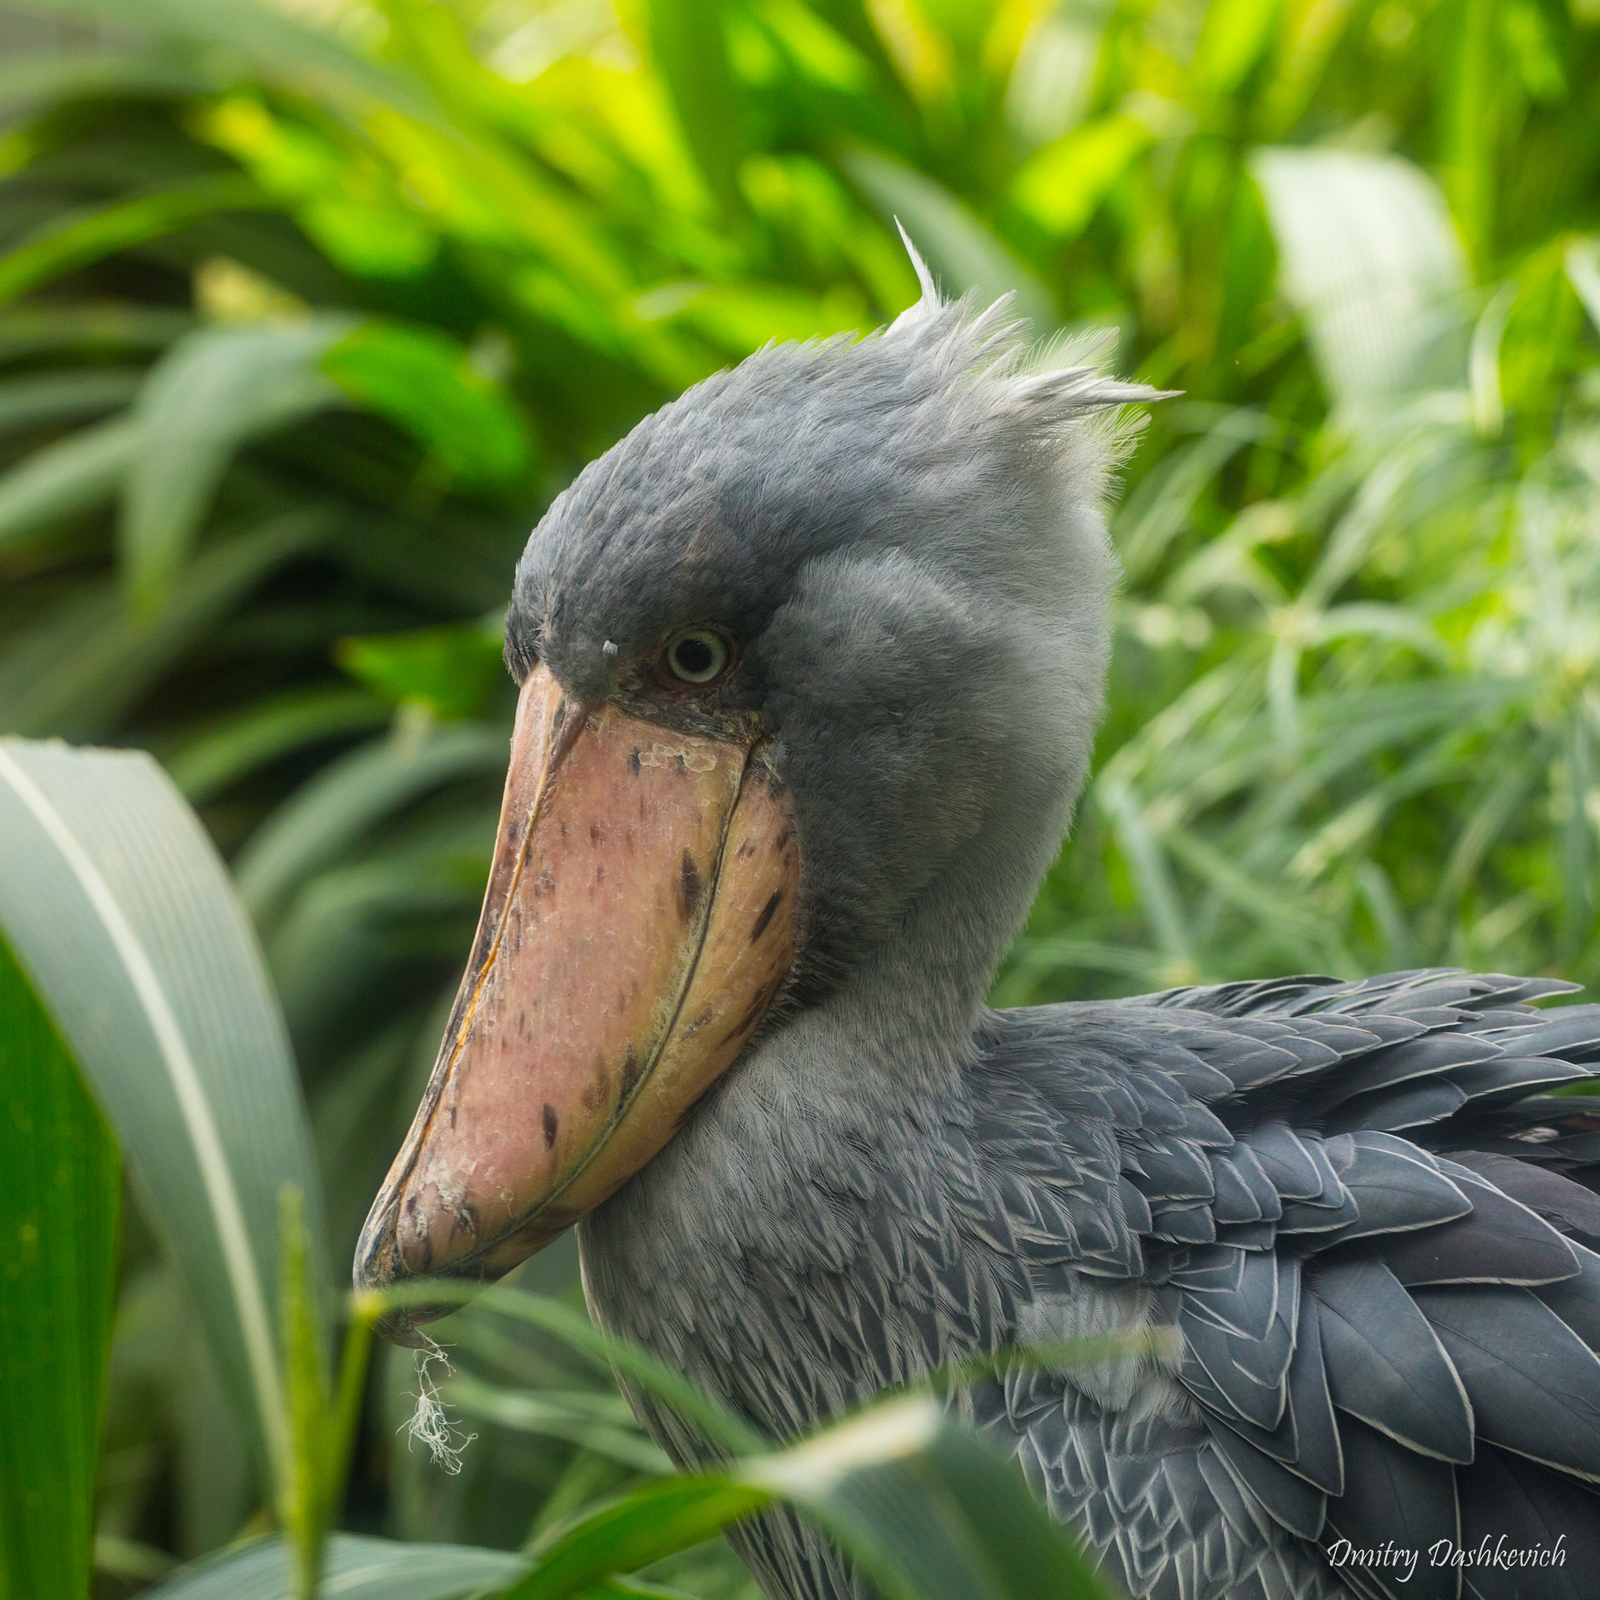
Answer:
[0, 936, 120, 1600]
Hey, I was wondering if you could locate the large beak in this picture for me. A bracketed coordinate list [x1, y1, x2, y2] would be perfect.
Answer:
[355, 663, 798, 1342]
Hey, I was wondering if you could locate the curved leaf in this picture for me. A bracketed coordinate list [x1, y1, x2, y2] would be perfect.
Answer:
[0, 509, 333, 741]
[507, 1395, 1113, 1600]
[120, 317, 352, 610]
[0, 739, 327, 1486]
[165, 687, 392, 803]
[235, 721, 509, 923]
[0, 414, 136, 559]
[0, 368, 143, 435]
[0, 175, 272, 309]
[141, 1532, 524, 1600]
[321, 322, 532, 489]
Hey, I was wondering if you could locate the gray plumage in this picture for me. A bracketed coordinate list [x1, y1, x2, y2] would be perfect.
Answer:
[501, 268, 1600, 1600]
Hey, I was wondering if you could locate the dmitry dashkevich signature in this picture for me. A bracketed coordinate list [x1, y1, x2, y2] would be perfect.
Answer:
[1327, 1536, 1569, 1584]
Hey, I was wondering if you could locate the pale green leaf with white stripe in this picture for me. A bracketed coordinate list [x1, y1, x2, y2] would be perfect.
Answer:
[0, 739, 327, 1488]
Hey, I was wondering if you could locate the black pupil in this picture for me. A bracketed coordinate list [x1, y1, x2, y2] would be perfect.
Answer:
[674, 637, 716, 677]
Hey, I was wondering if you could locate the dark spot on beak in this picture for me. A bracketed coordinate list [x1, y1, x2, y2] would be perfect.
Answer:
[620, 1041, 643, 1094]
[630, 748, 641, 775]
[750, 890, 781, 944]
[542, 1102, 559, 1148]
[448, 1103, 458, 1130]
[680, 850, 703, 921]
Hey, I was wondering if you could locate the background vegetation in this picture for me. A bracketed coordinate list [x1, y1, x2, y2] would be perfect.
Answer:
[0, 0, 1597, 1590]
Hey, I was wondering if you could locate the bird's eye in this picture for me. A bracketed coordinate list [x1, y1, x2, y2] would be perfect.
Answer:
[662, 628, 732, 686]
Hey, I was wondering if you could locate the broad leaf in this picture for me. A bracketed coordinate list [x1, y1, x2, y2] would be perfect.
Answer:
[1252, 148, 1467, 411]
[140, 1533, 525, 1600]
[0, 937, 120, 1600]
[0, 739, 327, 1487]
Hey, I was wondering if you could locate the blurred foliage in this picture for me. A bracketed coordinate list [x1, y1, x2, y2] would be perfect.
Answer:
[0, 0, 1596, 1585]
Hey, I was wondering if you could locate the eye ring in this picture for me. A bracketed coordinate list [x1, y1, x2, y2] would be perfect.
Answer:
[661, 628, 734, 687]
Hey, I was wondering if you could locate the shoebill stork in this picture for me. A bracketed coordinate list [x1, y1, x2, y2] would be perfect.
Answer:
[357, 263, 1600, 1600]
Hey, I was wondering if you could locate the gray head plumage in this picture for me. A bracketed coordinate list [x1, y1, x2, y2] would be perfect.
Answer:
[506, 245, 1167, 1008]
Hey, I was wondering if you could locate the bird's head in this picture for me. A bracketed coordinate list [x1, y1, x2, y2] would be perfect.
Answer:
[356, 260, 1165, 1340]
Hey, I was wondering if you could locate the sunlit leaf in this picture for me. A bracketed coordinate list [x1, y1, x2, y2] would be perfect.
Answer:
[321, 322, 532, 489]
[1252, 148, 1467, 410]
[842, 150, 1057, 329]
[336, 618, 506, 720]
[1009, 117, 1152, 239]
[1191, 0, 1287, 95]
[642, 0, 745, 215]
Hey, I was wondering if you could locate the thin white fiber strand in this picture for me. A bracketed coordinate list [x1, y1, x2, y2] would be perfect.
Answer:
[402, 1336, 476, 1474]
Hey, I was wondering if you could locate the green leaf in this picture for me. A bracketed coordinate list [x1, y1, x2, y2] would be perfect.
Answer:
[1190, 0, 1287, 96]
[0, 937, 120, 1600]
[140, 1533, 525, 1600]
[0, 49, 208, 115]
[0, 509, 333, 741]
[642, 0, 746, 215]
[745, 1399, 1111, 1600]
[0, 305, 191, 362]
[21, 0, 428, 115]
[321, 322, 532, 489]
[506, 1395, 1114, 1600]
[0, 738, 328, 1489]
[0, 414, 137, 560]
[511, 1478, 770, 1600]
[0, 368, 143, 436]
[0, 175, 274, 310]
[1008, 116, 1152, 240]
[641, 280, 870, 353]
[336, 618, 507, 720]
[442, 1376, 674, 1474]
[120, 318, 351, 610]
[235, 721, 510, 923]
[841, 150, 1058, 330]
[164, 687, 393, 804]
[1251, 148, 1467, 411]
